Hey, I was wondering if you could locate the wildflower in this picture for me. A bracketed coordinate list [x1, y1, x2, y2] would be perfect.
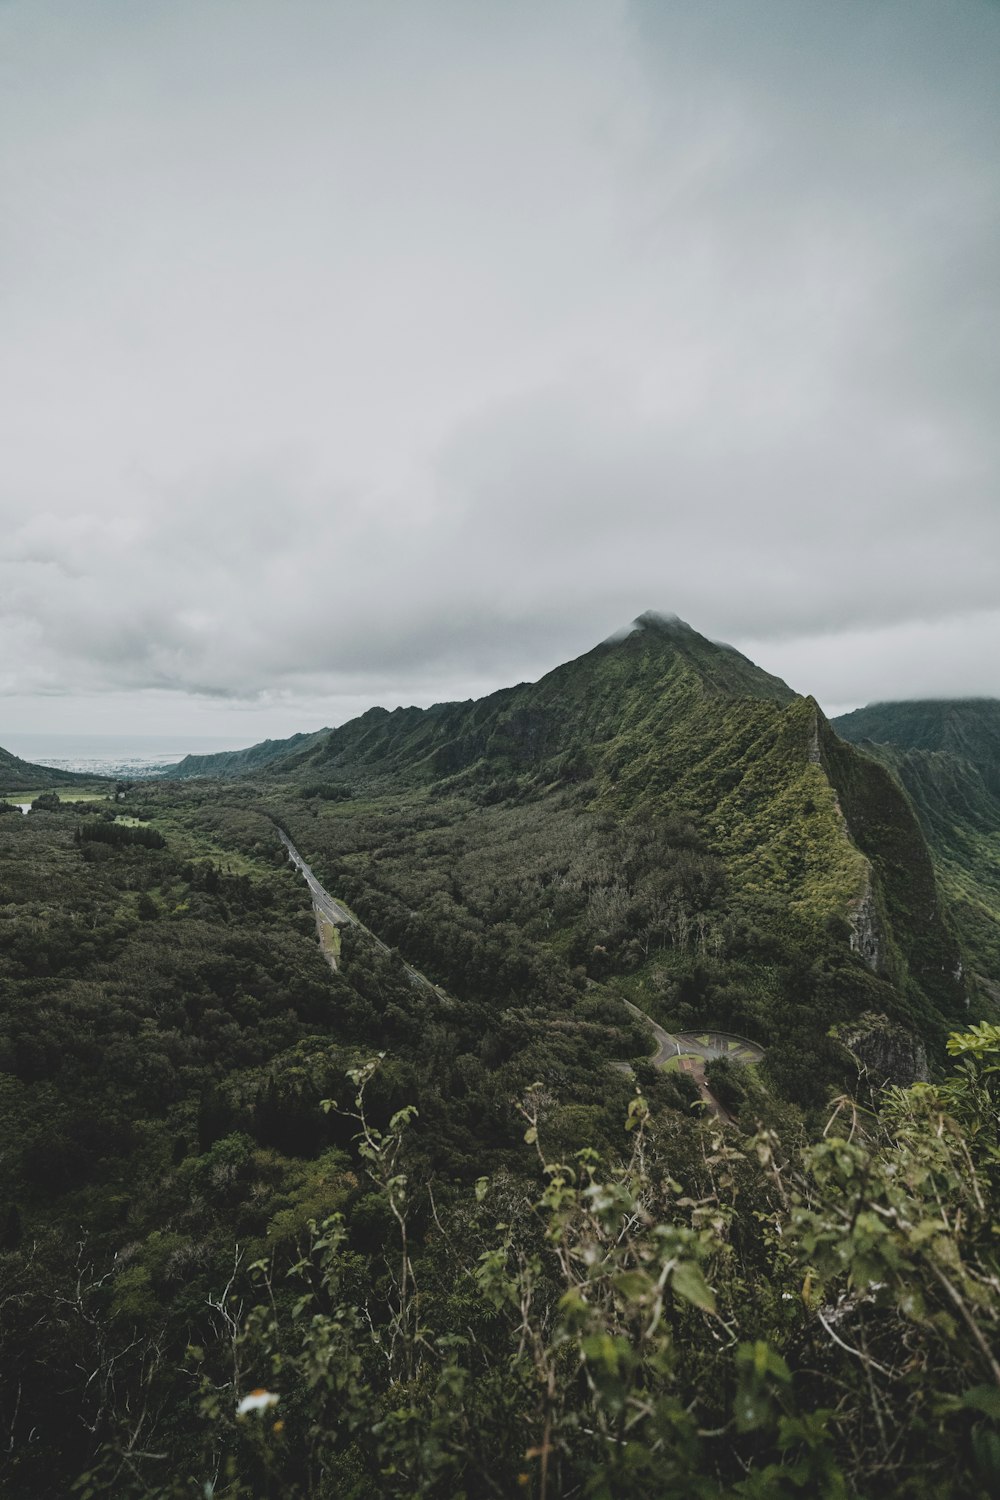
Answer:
[237, 1388, 280, 1416]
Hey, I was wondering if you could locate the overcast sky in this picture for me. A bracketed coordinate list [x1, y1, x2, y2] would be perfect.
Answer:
[2, 0, 998, 742]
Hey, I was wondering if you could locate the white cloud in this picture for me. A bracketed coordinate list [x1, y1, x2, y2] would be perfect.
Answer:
[1, 0, 998, 737]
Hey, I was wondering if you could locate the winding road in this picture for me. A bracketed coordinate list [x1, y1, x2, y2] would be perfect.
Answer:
[624, 1000, 678, 1067]
[622, 1001, 764, 1120]
[279, 828, 762, 1117]
[623, 1001, 763, 1067]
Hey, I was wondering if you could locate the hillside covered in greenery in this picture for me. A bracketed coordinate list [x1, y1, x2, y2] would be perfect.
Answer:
[834, 698, 1000, 795]
[166, 729, 333, 781]
[1, 619, 998, 1498]
[834, 698, 1000, 996]
[0, 741, 99, 793]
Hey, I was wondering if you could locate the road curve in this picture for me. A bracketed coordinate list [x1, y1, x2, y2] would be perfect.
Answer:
[621, 1000, 765, 1122]
[279, 828, 758, 1092]
[623, 1001, 764, 1067]
[624, 1000, 679, 1067]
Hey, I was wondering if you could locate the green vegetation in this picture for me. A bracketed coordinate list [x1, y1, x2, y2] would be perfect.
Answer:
[66, 1033, 1000, 1499]
[7, 786, 112, 804]
[833, 698, 1000, 994]
[1, 622, 998, 1495]
[0, 741, 105, 793]
[164, 729, 333, 780]
[834, 697, 1000, 795]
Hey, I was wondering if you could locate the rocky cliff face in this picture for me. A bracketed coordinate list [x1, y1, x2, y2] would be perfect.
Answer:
[818, 712, 967, 1024]
[849, 873, 885, 974]
[839, 1012, 930, 1087]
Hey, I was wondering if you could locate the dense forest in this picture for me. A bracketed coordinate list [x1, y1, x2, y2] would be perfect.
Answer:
[2, 620, 999, 1497]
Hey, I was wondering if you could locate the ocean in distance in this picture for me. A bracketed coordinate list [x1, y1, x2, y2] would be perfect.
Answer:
[3, 732, 241, 777]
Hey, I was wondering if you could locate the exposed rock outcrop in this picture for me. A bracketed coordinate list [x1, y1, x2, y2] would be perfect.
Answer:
[848, 872, 884, 974]
[838, 1011, 930, 1088]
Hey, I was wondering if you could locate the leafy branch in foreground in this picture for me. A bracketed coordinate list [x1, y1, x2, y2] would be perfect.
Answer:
[77, 1029, 1000, 1498]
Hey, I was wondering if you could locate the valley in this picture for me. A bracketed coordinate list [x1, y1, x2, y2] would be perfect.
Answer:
[1, 616, 999, 1498]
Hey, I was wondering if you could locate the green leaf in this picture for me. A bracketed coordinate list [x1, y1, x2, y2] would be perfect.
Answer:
[962, 1386, 1000, 1421]
[972, 1428, 1000, 1484]
[614, 1270, 654, 1301]
[671, 1259, 717, 1314]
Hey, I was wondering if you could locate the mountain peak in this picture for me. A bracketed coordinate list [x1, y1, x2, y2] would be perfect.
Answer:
[634, 609, 694, 635]
[597, 611, 796, 704]
[163, 613, 798, 787]
[602, 610, 695, 644]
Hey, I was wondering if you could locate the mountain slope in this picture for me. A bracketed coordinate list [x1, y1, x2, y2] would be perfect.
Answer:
[154, 616, 971, 1039]
[834, 699, 1000, 796]
[274, 612, 799, 787]
[817, 718, 967, 1019]
[218, 615, 966, 1050]
[834, 701, 1000, 993]
[167, 728, 332, 780]
[162, 613, 796, 785]
[0, 743, 97, 794]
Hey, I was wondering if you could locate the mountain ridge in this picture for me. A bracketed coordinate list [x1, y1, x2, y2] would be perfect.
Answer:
[204, 614, 966, 1038]
[834, 698, 1000, 797]
[164, 613, 798, 785]
[834, 698, 1000, 984]
[152, 614, 973, 1028]
[5, 616, 980, 1029]
[165, 727, 333, 780]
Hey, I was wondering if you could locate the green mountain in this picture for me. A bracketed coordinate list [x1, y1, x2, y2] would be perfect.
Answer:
[166, 727, 332, 779]
[164, 612, 799, 786]
[162, 614, 797, 785]
[280, 612, 799, 787]
[834, 699, 1000, 994]
[834, 698, 1000, 795]
[121, 618, 983, 1030]
[231, 613, 966, 1043]
[3, 617, 996, 1498]
[0, 743, 97, 794]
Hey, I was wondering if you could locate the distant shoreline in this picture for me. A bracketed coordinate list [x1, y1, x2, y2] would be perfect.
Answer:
[1, 733, 239, 778]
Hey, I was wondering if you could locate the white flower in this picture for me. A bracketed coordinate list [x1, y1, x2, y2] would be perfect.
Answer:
[237, 1388, 280, 1416]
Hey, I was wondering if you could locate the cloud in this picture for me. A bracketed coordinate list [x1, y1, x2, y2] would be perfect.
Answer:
[1, 0, 998, 735]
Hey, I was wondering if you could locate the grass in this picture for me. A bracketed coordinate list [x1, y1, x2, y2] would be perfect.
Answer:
[145, 808, 275, 878]
[316, 915, 342, 967]
[664, 1053, 699, 1073]
[2, 788, 112, 805]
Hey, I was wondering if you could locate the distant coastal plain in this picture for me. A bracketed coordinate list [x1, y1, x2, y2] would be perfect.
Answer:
[0, 732, 238, 777]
